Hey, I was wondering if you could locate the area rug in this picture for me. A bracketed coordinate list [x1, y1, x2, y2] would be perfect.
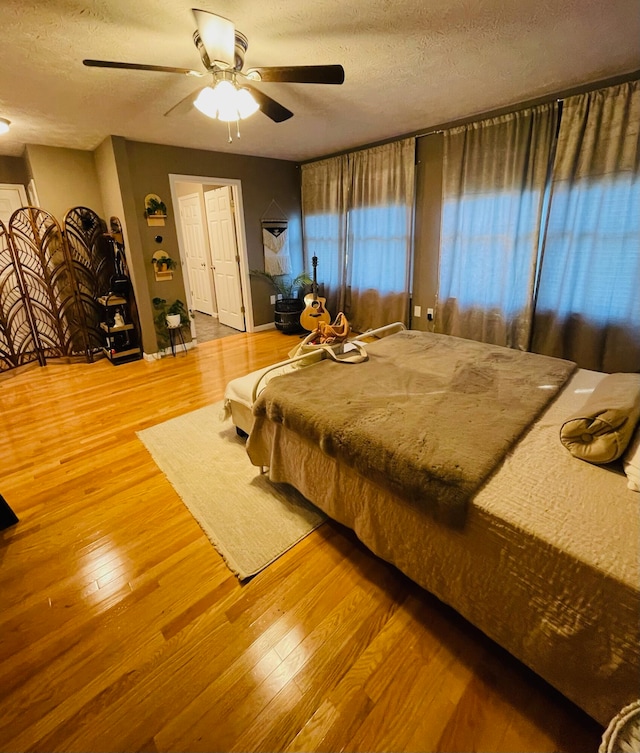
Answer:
[136, 402, 325, 580]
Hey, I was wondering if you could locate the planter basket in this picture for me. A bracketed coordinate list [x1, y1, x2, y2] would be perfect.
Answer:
[274, 298, 304, 334]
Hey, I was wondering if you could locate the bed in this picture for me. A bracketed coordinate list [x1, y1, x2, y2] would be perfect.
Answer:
[236, 329, 639, 727]
[223, 321, 406, 436]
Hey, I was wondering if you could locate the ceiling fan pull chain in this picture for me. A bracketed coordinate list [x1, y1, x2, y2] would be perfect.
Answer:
[227, 121, 232, 143]
[236, 119, 241, 139]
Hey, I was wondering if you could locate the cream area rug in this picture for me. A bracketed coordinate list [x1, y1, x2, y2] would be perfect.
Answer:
[136, 402, 325, 580]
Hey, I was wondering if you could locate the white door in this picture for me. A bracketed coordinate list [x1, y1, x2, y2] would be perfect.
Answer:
[205, 187, 245, 331]
[0, 184, 28, 225]
[178, 192, 215, 316]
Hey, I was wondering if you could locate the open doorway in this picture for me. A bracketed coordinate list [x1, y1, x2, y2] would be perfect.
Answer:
[169, 174, 254, 343]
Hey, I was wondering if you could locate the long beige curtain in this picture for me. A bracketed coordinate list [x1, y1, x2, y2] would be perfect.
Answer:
[346, 140, 415, 331]
[436, 104, 558, 349]
[301, 139, 415, 331]
[301, 155, 348, 318]
[531, 81, 640, 372]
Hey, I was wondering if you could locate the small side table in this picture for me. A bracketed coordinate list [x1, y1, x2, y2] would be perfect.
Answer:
[167, 324, 187, 357]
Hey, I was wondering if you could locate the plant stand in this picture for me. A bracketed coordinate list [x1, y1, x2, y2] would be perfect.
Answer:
[167, 325, 187, 357]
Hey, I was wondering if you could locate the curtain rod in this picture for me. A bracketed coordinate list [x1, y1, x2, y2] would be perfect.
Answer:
[412, 69, 639, 140]
[300, 68, 640, 165]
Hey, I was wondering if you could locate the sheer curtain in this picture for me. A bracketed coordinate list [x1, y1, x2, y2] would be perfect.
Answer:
[301, 139, 415, 331]
[346, 139, 415, 331]
[301, 156, 348, 318]
[436, 104, 558, 349]
[531, 81, 640, 373]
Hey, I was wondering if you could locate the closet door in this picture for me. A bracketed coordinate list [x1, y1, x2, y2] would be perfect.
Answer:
[205, 186, 245, 331]
[0, 183, 28, 225]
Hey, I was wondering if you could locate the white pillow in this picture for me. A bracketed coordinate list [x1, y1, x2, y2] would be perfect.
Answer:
[623, 425, 640, 492]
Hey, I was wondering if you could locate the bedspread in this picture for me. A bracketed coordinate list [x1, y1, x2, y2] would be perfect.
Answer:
[248, 331, 576, 523]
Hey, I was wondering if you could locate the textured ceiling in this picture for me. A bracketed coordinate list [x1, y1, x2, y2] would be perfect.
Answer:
[0, 0, 638, 162]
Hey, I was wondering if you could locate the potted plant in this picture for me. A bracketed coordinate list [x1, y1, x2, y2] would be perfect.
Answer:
[145, 196, 167, 217]
[151, 255, 177, 273]
[250, 269, 312, 334]
[152, 298, 193, 346]
[250, 270, 311, 299]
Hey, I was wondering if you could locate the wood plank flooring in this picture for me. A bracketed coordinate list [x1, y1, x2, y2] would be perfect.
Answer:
[0, 330, 603, 752]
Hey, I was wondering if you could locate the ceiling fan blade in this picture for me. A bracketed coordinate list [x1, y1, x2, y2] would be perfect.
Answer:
[242, 84, 293, 123]
[83, 59, 203, 76]
[164, 86, 206, 117]
[246, 65, 345, 85]
[192, 9, 235, 67]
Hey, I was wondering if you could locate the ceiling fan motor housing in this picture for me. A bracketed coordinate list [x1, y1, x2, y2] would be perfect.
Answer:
[233, 32, 248, 71]
[193, 29, 248, 72]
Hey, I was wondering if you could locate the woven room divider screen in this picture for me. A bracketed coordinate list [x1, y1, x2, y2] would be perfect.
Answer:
[0, 206, 116, 375]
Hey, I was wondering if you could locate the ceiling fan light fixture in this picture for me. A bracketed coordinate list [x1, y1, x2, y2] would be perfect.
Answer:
[83, 9, 344, 134]
[193, 86, 219, 118]
[0, 118, 10, 135]
[215, 80, 242, 122]
[194, 81, 258, 122]
[236, 88, 259, 119]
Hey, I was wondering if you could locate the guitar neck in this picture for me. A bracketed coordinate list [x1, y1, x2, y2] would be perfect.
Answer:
[312, 256, 318, 300]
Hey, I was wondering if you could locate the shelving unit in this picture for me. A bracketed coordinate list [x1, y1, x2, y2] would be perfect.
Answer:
[98, 294, 142, 365]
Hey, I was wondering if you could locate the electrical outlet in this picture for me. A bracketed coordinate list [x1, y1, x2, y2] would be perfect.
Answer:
[413, 305, 421, 317]
[427, 308, 434, 321]
[270, 295, 276, 305]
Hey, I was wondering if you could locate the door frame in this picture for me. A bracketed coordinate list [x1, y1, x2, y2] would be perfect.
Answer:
[169, 173, 255, 333]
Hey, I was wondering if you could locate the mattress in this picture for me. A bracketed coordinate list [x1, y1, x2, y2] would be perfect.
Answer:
[248, 367, 640, 726]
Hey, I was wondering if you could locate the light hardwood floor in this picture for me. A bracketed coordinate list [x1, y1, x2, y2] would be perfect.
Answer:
[0, 331, 603, 753]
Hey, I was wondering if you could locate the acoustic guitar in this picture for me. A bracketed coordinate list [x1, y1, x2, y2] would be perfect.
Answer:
[300, 256, 331, 331]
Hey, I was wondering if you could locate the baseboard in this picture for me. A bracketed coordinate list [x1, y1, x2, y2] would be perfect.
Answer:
[251, 322, 277, 332]
[143, 339, 197, 361]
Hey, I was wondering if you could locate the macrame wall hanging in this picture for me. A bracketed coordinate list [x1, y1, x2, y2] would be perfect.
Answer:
[261, 200, 291, 276]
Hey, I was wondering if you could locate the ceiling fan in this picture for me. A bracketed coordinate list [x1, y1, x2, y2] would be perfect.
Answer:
[83, 8, 345, 129]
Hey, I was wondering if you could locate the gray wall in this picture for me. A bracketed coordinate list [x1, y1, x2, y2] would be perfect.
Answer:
[113, 138, 302, 352]
[25, 145, 104, 221]
[0, 155, 29, 187]
[412, 134, 443, 332]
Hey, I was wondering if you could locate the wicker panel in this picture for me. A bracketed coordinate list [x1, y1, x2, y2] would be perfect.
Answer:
[0, 220, 43, 372]
[63, 207, 114, 355]
[8, 207, 88, 360]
